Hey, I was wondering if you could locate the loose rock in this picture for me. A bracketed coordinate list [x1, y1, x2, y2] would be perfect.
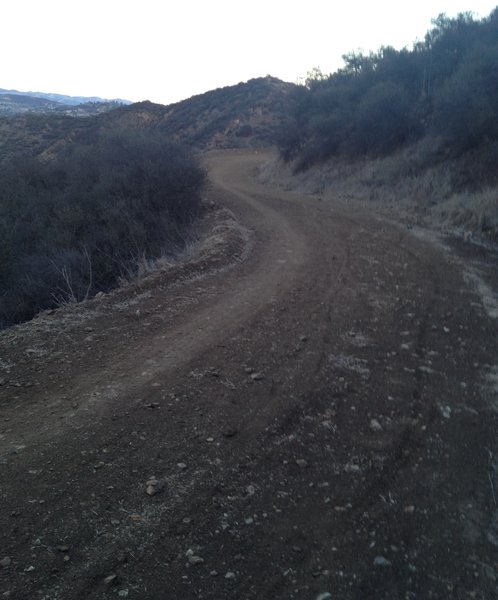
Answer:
[145, 477, 164, 496]
[250, 372, 264, 381]
[0, 557, 11, 568]
[373, 556, 392, 567]
[369, 418, 383, 432]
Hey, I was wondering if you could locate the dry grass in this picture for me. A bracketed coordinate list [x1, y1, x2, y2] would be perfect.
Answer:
[261, 140, 498, 244]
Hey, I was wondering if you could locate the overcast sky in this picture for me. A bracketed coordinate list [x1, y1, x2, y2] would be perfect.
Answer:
[2, 1, 496, 105]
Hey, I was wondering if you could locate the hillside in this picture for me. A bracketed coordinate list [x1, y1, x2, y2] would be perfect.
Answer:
[276, 9, 498, 242]
[0, 76, 296, 327]
[98, 76, 295, 149]
[0, 77, 295, 164]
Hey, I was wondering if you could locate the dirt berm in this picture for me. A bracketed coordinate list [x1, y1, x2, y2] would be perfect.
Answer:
[1, 150, 497, 599]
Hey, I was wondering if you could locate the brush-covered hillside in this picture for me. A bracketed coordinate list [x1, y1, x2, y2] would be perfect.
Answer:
[277, 9, 498, 241]
[0, 119, 205, 329]
[0, 76, 294, 327]
[100, 75, 295, 149]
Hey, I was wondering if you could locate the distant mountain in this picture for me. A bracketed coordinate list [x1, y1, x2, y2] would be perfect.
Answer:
[0, 88, 131, 117]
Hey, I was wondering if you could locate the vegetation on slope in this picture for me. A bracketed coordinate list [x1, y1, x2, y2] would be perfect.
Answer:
[0, 76, 295, 327]
[0, 126, 204, 327]
[278, 8, 498, 184]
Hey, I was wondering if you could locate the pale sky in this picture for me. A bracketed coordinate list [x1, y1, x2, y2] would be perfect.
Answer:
[2, 1, 496, 105]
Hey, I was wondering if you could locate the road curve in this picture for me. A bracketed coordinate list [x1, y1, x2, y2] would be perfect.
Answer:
[0, 150, 497, 599]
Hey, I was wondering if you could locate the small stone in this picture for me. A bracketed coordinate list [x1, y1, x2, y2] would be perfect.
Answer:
[373, 556, 392, 567]
[296, 459, 308, 468]
[369, 418, 383, 432]
[439, 405, 451, 419]
[315, 594, 332, 600]
[177, 462, 187, 470]
[250, 372, 264, 381]
[244, 517, 254, 525]
[145, 477, 163, 496]
[25, 565, 35, 572]
[104, 574, 118, 585]
[188, 555, 204, 565]
[206, 437, 214, 443]
[118, 591, 129, 598]
[56, 545, 69, 552]
[246, 485, 256, 496]
[210, 570, 218, 576]
[0, 557, 11, 568]
[225, 571, 236, 579]
[63, 555, 71, 562]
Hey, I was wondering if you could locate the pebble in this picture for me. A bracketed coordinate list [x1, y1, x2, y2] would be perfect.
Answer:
[225, 571, 236, 579]
[0, 557, 11, 568]
[250, 372, 264, 381]
[145, 477, 163, 496]
[439, 405, 451, 419]
[373, 556, 392, 567]
[104, 574, 118, 585]
[315, 594, 332, 600]
[369, 418, 383, 432]
[177, 462, 188, 470]
[118, 591, 129, 598]
[296, 459, 309, 468]
[188, 555, 204, 565]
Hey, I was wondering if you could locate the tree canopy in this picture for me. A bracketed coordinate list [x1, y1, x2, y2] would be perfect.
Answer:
[278, 8, 498, 175]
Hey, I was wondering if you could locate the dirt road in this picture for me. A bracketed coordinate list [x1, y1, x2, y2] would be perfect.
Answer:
[1, 151, 497, 599]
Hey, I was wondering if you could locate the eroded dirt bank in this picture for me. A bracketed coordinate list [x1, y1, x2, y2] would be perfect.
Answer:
[1, 150, 497, 599]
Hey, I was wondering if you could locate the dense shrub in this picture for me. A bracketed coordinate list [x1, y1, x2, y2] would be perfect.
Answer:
[0, 129, 205, 327]
[279, 8, 498, 173]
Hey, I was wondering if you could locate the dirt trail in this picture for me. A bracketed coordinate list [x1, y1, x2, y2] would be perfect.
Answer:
[1, 150, 497, 600]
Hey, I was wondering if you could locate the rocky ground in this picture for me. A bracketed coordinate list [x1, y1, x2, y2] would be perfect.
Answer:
[0, 150, 497, 599]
